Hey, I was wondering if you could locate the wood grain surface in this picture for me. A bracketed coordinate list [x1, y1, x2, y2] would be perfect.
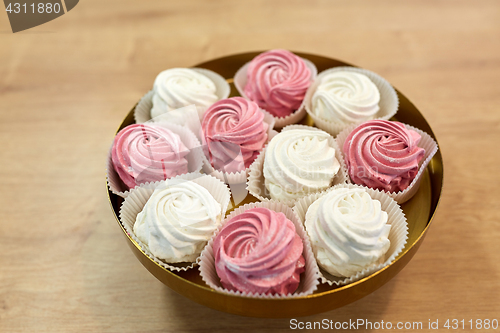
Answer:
[1, 1, 499, 332]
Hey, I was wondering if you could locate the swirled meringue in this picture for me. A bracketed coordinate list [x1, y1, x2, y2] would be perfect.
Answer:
[151, 68, 218, 119]
[244, 49, 312, 118]
[312, 71, 380, 124]
[263, 128, 340, 201]
[134, 181, 222, 263]
[213, 207, 305, 295]
[201, 97, 268, 173]
[343, 120, 425, 192]
[111, 124, 189, 189]
[305, 188, 390, 277]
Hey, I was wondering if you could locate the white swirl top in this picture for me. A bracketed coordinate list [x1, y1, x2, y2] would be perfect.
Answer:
[305, 188, 391, 277]
[312, 71, 380, 124]
[263, 128, 340, 201]
[151, 68, 219, 119]
[134, 181, 222, 263]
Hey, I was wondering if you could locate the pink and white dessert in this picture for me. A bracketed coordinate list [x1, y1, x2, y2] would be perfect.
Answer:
[111, 124, 189, 189]
[244, 49, 312, 118]
[213, 207, 305, 295]
[201, 97, 268, 173]
[343, 120, 425, 192]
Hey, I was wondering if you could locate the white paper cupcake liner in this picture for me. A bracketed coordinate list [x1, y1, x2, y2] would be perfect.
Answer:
[198, 201, 320, 298]
[149, 103, 204, 143]
[106, 122, 204, 198]
[247, 124, 349, 207]
[119, 172, 232, 272]
[201, 109, 277, 187]
[234, 57, 318, 128]
[133, 89, 154, 124]
[134, 67, 231, 124]
[336, 122, 439, 204]
[293, 183, 408, 287]
[304, 66, 399, 137]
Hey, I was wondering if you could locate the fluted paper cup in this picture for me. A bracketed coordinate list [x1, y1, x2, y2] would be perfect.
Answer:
[336, 122, 439, 204]
[119, 172, 231, 272]
[293, 183, 408, 286]
[304, 66, 399, 137]
[198, 201, 320, 298]
[134, 67, 231, 124]
[234, 57, 318, 128]
[151, 104, 204, 143]
[247, 124, 349, 207]
[106, 122, 204, 198]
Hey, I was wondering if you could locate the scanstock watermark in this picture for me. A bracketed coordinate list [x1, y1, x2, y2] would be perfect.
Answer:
[3, 0, 79, 33]
[290, 319, 424, 330]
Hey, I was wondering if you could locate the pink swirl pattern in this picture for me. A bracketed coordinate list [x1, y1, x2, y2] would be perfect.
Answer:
[112, 124, 189, 189]
[343, 120, 425, 193]
[244, 49, 312, 118]
[213, 207, 305, 295]
[201, 97, 268, 173]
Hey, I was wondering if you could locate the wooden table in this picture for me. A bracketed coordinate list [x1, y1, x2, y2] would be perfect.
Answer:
[1, 1, 499, 331]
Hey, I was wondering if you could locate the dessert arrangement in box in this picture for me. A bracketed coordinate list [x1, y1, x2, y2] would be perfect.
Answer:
[107, 50, 439, 299]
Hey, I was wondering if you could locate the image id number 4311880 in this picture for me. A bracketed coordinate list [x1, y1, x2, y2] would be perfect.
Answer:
[3, 0, 79, 33]
[444, 319, 499, 330]
[6, 2, 61, 14]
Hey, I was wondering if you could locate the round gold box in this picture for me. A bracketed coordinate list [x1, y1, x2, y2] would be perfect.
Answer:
[107, 52, 443, 318]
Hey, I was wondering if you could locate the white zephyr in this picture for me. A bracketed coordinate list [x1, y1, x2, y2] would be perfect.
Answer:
[151, 68, 218, 119]
[134, 181, 222, 263]
[305, 188, 391, 277]
[263, 128, 340, 201]
[312, 71, 380, 124]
